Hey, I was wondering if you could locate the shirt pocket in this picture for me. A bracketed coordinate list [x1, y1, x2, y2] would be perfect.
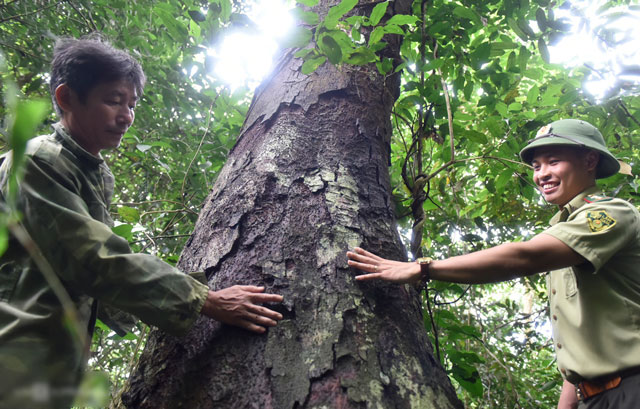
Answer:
[563, 269, 578, 298]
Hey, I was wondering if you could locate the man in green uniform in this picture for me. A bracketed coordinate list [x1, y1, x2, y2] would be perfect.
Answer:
[0, 37, 283, 408]
[347, 119, 640, 409]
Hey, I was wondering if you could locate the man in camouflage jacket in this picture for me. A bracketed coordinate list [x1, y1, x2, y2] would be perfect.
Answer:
[0, 37, 283, 409]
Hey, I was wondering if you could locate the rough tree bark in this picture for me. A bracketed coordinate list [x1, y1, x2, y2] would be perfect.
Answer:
[118, 1, 463, 407]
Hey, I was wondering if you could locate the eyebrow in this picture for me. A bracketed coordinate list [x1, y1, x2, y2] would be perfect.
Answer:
[107, 91, 139, 101]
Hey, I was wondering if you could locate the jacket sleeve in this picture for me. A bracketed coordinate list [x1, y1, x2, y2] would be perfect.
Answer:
[13, 154, 208, 336]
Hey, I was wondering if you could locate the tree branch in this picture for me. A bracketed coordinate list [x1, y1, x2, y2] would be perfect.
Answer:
[617, 99, 640, 128]
[0, 0, 65, 24]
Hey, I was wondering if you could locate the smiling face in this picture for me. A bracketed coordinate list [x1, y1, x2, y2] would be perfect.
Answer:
[57, 79, 138, 156]
[531, 145, 599, 207]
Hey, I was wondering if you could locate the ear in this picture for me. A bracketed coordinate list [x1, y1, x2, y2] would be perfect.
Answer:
[54, 84, 75, 115]
[584, 150, 600, 173]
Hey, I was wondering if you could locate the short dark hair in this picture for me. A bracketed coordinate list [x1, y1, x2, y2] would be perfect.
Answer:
[50, 34, 146, 115]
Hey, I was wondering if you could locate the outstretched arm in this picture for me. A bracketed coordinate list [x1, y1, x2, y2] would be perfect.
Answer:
[347, 233, 587, 284]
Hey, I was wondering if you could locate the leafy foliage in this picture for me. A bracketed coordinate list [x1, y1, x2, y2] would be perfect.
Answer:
[1, 0, 639, 406]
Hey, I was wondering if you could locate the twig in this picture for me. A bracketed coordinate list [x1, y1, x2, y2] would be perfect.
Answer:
[471, 334, 521, 407]
[140, 208, 199, 218]
[0, 0, 65, 23]
[180, 97, 218, 200]
[65, 0, 99, 31]
[424, 287, 441, 363]
[115, 199, 187, 207]
[111, 324, 150, 408]
[0, 0, 22, 7]
[131, 233, 191, 245]
[617, 99, 640, 128]
[433, 285, 472, 306]
[0, 40, 42, 60]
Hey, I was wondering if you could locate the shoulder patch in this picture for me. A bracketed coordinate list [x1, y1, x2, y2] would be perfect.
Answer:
[586, 210, 616, 233]
[584, 195, 612, 203]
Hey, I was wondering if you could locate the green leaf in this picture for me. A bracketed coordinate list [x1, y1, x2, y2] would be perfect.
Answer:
[452, 365, 483, 397]
[508, 102, 523, 111]
[297, 0, 318, 6]
[294, 48, 315, 59]
[452, 6, 479, 24]
[495, 101, 508, 117]
[344, 47, 377, 65]
[112, 224, 134, 242]
[325, 0, 358, 29]
[188, 10, 206, 22]
[507, 51, 517, 71]
[301, 55, 326, 74]
[282, 26, 313, 48]
[117, 206, 140, 223]
[470, 42, 491, 68]
[10, 98, 49, 156]
[491, 41, 518, 51]
[398, 94, 423, 107]
[465, 130, 488, 144]
[385, 14, 419, 26]
[369, 26, 385, 46]
[517, 19, 535, 38]
[382, 24, 404, 36]
[292, 9, 319, 25]
[495, 169, 513, 190]
[538, 38, 550, 63]
[527, 85, 540, 102]
[536, 8, 548, 31]
[0, 227, 7, 258]
[320, 35, 342, 64]
[137, 144, 152, 153]
[351, 26, 362, 42]
[422, 59, 444, 71]
[219, 0, 232, 20]
[153, 5, 188, 41]
[376, 58, 393, 75]
[369, 1, 389, 26]
[558, 89, 578, 106]
[519, 46, 531, 71]
[508, 17, 529, 41]
[7, 98, 50, 200]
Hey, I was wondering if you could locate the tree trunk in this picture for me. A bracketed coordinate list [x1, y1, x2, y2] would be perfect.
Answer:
[118, 1, 462, 407]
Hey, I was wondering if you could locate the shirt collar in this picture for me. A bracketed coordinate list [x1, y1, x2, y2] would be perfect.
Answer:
[53, 122, 104, 165]
[549, 185, 600, 225]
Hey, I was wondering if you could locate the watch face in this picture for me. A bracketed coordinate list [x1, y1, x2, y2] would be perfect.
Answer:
[416, 257, 432, 264]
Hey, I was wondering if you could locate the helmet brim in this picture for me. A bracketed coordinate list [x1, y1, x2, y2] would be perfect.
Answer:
[519, 136, 620, 179]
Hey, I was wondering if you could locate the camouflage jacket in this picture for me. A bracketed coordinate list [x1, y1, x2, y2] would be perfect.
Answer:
[0, 124, 208, 408]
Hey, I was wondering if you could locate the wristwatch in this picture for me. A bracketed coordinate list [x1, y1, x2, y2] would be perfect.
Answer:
[415, 257, 433, 287]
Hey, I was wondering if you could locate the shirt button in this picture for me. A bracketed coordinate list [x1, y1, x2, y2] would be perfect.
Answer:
[553, 315, 558, 321]
[557, 343, 562, 349]
[552, 289, 557, 295]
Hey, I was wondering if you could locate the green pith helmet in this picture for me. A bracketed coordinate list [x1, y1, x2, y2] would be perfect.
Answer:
[519, 119, 620, 179]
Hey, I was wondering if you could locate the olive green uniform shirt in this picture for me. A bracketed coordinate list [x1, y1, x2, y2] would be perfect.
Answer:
[543, 186, 640, 383]
[0, 124, 208, 408]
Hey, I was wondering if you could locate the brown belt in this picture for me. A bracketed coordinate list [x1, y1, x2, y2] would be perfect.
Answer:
[575, 366, 640, 401]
